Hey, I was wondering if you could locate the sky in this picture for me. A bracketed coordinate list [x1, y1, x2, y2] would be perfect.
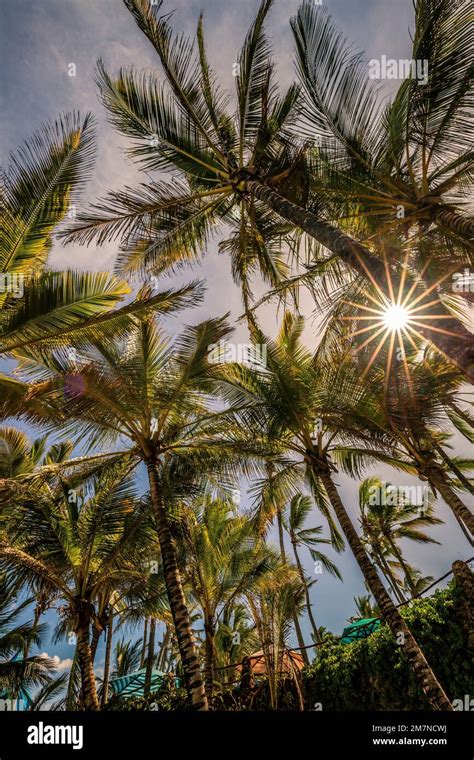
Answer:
[1, 0, 472, 677]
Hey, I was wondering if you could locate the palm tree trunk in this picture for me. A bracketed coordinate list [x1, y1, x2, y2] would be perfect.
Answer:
[90, 624, 102, 664]
[144, 617, 156, 697]
[75, 605, 99, 711]
[146, 459, 208, 710]
[140, 618, 149, 668]
[317, 467, 452, 710]
[276, 508, 309, 664]
[292, 539, 321, 642]
[373, 544, 407, 604]
[386, 536, 417, 597]
[100, 611, 113, 708]
[426, 470, 474, 537]
[204, 617, 215, 701]
[434, 444, 474, 496]
[432, 207, 474, 240]
[157, 625, 171, 671]
[248, 180, 474, 381]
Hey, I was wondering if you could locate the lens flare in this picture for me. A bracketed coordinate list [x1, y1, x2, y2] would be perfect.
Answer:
[340, 248, 458, 395]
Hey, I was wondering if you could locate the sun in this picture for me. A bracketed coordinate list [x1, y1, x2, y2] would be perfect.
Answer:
[340, 248, 458, 392]
[382, 303, 411, 332]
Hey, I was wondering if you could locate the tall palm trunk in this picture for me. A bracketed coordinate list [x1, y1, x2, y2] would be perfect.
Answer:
[90, 624, 102, 664]
[204, 617, 215, 701]
[425, 469, 474, 538]
[157, 625, 171, 671]
[100, 611, 113, 708]
[434, 443, 474, 496]
[385, 535, 417, 597]
[140, 618, 149, 668]
[75, 604, 99, 711]
[372, 542, 407, 604]
[291, 539, 321, 642]
[247, 180, 474, 380]
[276, 508, 309, 664]
[317, 466, 452, 711]
[144, 617, 156, 697]
[146, 460, 208, 710]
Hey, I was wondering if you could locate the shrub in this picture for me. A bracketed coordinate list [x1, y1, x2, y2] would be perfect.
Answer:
[303, 584, 473, 710]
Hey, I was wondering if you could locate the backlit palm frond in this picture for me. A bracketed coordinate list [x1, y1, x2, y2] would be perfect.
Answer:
[123, 0, 229, 164]
[236, 0, 275, 162]
[1, 273, 202, 358]
[94, 60, 226, 180]
[292, 2, 382, 156]
[0, 113, 95, 285]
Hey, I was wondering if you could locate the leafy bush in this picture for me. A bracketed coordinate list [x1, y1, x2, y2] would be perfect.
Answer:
[105, 584, 473, 711]
[303, 584, 473, 710]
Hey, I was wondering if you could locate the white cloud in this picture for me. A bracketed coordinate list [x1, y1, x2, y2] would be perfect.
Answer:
[39, 652, 74, 672]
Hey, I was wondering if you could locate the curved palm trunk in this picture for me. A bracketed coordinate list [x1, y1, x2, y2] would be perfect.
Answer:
[426, 470, 474, 538]
[144, 617, 156, 697]
[291, 539, 321, 642]
[100, 612, 113, 708]
[147, 460, 208, 710]
[317, 467, 452, 711]
[248, 180, 474, 381]
[75, 605, 99, 711]
[276, 509, 309, 664]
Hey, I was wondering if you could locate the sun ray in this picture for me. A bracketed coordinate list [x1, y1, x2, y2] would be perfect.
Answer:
[342, 248, 464, 390]
[384, 329, 397, 395]
[361, 328, 391, 379]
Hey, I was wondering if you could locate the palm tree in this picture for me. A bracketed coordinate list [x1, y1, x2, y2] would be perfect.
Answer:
[0, 113, 196, 387]
[182, 496, 271, 699]
[0, 573, 54, 704]
[353, 595, 379, 620]
[284, 493, 341, 642]
[215, 312, 453, 709]
[401, 569, 435, 598]
[292, 0, 474, 245]
[110, 638, 142, 680]
[245, 560, 306, 710]
[255, 467, 309, 662]
[24, 315, 259, 709]
[0, 461, 157, 710]
[359, 476, 442, 598]
[290, 0, 473, 373]
[334, 349, 474, 538]
[214, 604, 259, 685]
[60, 0, 473, 377]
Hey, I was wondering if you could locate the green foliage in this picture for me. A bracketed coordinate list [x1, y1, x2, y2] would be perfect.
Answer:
[304, 585, 473, 710]
[102, 584, 473, 711]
